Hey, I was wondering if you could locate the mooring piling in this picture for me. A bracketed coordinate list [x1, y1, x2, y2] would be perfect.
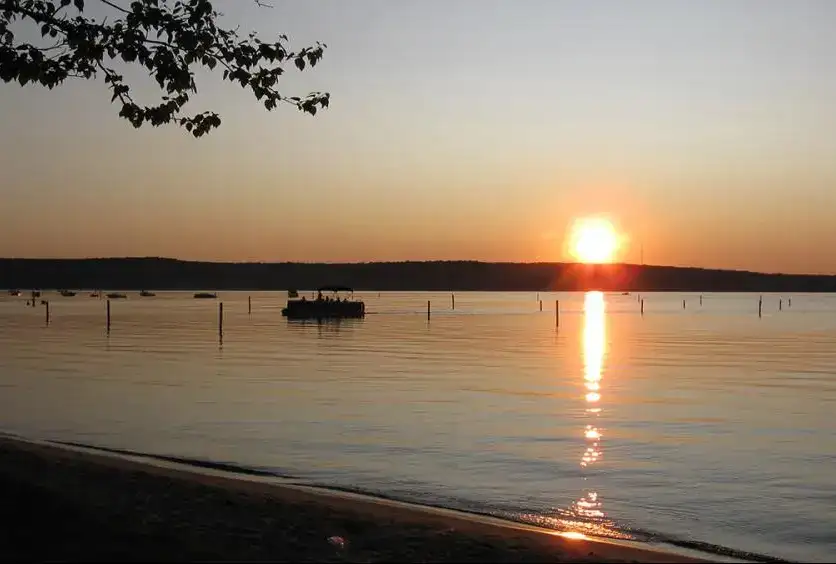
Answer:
[219, 302, 224, 340]
[106, 299, 111, 333]
[758, 295, 763, 318]
[779, 298, 783, 311]
[248, 295, 252, 315]
[539, 300, 543, 312]
[555, 300, 560, 328]
[427, 300, 431, 321]
[451, 293, 455, 310]
[44, 301, 50, 325]
[641, 299, 644, 316]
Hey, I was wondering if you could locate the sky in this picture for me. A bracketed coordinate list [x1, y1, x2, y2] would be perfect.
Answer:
[1, 0, 836, 274]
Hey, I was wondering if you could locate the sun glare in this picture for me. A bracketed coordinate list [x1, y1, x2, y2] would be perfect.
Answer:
[568, 217, 620, 264]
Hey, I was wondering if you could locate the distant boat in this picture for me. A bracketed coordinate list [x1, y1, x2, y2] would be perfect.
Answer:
[7, 289, 21, 296]
[106, 292, 127, 299]
[287, 289, 299, 298]
[89, 291, 101, 298]
[139, 290, 156, 297]
[31, 290, 41, 298]
[59, 290, 77, 297]
[193, 292, 217, 299]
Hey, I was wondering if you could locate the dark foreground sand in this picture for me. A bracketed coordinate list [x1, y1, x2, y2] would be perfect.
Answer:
[0, 436, 708, 563]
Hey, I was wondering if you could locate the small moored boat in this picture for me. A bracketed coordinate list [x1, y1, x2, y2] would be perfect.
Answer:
[7, 289, 21, 296]
[59, 290, 77, 297]
[139, 290, 156, 297]
[106, 292, 127, 299]
[194, 292, 217, 299]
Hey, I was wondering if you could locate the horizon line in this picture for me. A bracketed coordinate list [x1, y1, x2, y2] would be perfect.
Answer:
[1, 256, 833, 278]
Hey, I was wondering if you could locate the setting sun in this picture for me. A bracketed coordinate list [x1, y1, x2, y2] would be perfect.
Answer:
[568, 217, 620, 264]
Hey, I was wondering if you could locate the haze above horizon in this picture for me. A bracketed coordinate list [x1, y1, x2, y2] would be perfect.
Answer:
[2, 1, 835, 274]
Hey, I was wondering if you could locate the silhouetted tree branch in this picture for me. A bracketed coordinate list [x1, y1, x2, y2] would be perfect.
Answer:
[0, 0, 329, 137]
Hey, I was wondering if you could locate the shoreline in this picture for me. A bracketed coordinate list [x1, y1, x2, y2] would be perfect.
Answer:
[0, 434, 733, 563]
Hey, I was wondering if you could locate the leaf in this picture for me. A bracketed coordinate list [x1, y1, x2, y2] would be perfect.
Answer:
[41, 25, 49, 37]
[294, 57, 305, 71]
[74, 0, 85, 11]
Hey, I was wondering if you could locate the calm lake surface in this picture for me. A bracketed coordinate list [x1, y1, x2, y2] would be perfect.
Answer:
[1, 290, 834, 562]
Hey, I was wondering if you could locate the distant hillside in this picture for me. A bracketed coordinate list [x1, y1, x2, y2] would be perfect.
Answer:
[1, 258, 834, 292]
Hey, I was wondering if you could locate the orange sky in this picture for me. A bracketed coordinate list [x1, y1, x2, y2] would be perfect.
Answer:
[1, 1, 836, 274]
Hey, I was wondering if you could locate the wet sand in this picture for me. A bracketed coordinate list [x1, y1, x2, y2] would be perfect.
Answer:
[0, 436, 710, 562]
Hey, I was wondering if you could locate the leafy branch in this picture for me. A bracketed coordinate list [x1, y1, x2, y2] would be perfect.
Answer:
[0, 0, 330, 137]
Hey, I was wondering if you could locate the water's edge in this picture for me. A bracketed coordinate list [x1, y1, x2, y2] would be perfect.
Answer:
[16, 434, 781, 563]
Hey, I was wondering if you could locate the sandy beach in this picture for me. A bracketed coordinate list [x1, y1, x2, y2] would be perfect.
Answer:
[0, 435, 712, 562]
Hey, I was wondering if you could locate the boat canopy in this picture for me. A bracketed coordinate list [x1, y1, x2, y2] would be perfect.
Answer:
[317, 286, 353, 293]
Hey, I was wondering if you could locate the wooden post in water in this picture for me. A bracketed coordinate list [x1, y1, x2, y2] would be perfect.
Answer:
[788, 297, 792, 308]
[683, 299, 686, 310]
[106, 299, 111, 333]
[427, 300, 431, 321]
[248, 295, 252, 315]
[700, 294, 703, 306]
[758, 295, 762, 318]
[539, 300, 543, 312]
[45, 301, 50, 325]
[641, 299, 644, 316]
[536, 292, 539, 302]
[219, 302, 224, 341]
[451, 293, 455, 310]
[779, 298, 782, 311]
[555, 300, 560, 328]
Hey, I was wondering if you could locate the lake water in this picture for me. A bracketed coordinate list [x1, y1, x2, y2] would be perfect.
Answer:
[0, 290, 834, 562]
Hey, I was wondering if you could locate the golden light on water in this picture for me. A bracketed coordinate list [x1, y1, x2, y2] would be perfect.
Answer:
[534, 291, 631, 541]
[557, 531, 588, 540]
[581, 291, 605, 472]
[583, 292, 605, 395]
[559, 290, 622, 537]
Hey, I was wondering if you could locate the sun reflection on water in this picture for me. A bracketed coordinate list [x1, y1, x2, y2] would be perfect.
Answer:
[559, 291, 632, 540]
[510, 292, 631, 540]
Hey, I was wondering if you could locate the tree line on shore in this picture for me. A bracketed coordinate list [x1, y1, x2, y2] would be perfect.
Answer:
[2, 258, 835, 292]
